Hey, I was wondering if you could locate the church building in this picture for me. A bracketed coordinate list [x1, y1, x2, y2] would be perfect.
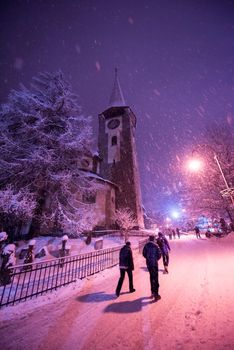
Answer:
[85, 69, 144, 229]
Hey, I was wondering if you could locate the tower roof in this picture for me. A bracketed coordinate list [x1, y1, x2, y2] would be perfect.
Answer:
[108, 68, 126, 108]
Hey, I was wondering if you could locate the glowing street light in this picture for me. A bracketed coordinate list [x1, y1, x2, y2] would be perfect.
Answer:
[187, 158, 203, 172]
[171, 211, 179, 219]
[187, 147, 234, 206]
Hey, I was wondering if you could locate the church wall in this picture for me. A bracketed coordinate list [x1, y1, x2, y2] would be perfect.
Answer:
[98, 107, 144, 228]
[95, 183, 116, 228]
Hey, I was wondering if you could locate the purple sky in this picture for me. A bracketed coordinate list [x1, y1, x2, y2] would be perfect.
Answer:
[1, 0, 234, 213]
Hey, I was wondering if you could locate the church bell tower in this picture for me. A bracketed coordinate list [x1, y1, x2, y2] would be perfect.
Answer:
[98, 69, 144, 228]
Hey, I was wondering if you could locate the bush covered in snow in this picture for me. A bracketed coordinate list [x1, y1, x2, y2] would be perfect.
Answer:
[114, 208, 137, 241]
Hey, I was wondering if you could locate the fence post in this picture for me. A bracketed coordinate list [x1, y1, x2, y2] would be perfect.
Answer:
[0, 244, 16, 286]
[59, 235, 69, 267]
[24, 240, 36, 270]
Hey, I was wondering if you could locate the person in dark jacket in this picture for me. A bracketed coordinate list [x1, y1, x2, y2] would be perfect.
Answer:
[168, 228, 173, 240]
[116, 241, 135, 297]
[176, 227, 180, 239]
[143, 235, 162, 301]
[172, 229, 176, 239]
[220, 218, 227, 234]
[156, 232, 171, 273]
[194, 226, 201, 239]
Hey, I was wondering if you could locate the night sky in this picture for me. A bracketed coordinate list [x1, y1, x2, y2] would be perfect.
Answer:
[1, 0, 234, 214]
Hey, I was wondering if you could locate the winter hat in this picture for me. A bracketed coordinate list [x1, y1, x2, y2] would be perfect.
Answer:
[126, 241, 131, 246]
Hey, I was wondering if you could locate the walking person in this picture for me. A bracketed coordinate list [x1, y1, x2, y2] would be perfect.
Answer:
[220, 218, 227, 234]
[172, 229, 176, 239]
[176, 227, 180, 239]
[194, 226, 201, 239]
[157, 232, 171, 273]
[116, 241, 135, 297]
[168, 228, 173, 240]
[143, 235, 162, 301]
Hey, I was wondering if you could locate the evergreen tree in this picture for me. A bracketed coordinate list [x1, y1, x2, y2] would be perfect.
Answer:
[0, 71, 95, 236]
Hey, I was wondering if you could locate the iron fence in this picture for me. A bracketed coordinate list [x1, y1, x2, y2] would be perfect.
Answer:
[0, 246, 120, 308]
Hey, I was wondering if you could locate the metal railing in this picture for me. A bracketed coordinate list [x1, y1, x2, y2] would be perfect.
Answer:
[0, 246, 120, 308]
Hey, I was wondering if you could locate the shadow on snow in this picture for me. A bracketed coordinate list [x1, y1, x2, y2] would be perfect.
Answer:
[104, 296, 155, 313]
[77, 291, 157, 313]
[77, 291, 116, 303]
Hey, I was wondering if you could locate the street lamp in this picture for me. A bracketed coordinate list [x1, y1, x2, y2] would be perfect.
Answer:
[171, 211, 179, 219]
[187, 146, 234, 206]
[187, 158, 203, 172]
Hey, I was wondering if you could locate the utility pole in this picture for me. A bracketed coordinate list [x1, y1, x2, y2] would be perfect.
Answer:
[213, 153, 234, 206]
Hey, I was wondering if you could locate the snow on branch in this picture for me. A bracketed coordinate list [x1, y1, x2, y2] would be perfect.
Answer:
[0, 186, 36, 221]
[0, 70, 98, 234]
[114, 208, 137, 231]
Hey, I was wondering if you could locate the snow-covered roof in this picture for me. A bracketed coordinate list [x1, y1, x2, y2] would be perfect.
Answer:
[80, 169, 119, 188]
[108, 68, 126, 108]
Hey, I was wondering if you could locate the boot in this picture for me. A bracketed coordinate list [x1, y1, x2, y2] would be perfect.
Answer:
[154, 294, 161, 301]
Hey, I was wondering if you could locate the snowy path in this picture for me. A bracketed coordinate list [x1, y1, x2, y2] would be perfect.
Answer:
[1, 235, 234, 350]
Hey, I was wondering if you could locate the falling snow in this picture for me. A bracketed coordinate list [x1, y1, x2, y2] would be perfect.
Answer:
[1, 1, 233, 214]
[0, 2, 234, 346]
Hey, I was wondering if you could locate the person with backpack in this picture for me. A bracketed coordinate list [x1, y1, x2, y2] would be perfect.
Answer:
[143, 235, 162, 301]
[157, 232, 171, 273]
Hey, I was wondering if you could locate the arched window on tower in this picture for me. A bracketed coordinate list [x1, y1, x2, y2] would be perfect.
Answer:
[111, 135, 117, 146]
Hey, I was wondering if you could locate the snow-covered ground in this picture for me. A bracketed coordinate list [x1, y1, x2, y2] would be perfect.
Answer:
[1, 233, 234, 350]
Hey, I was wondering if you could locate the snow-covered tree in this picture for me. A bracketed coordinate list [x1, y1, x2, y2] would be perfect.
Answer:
[115, 208, 137, 242]
[0, 71, 96, 235]
[0, 186, 36, 237]
[40, 201, 100, 238]
[143, 208, 163, 229]
[179, 125, 234, 221]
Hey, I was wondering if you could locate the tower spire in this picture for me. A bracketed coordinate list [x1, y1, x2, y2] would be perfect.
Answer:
[108, 68, 126, 107]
